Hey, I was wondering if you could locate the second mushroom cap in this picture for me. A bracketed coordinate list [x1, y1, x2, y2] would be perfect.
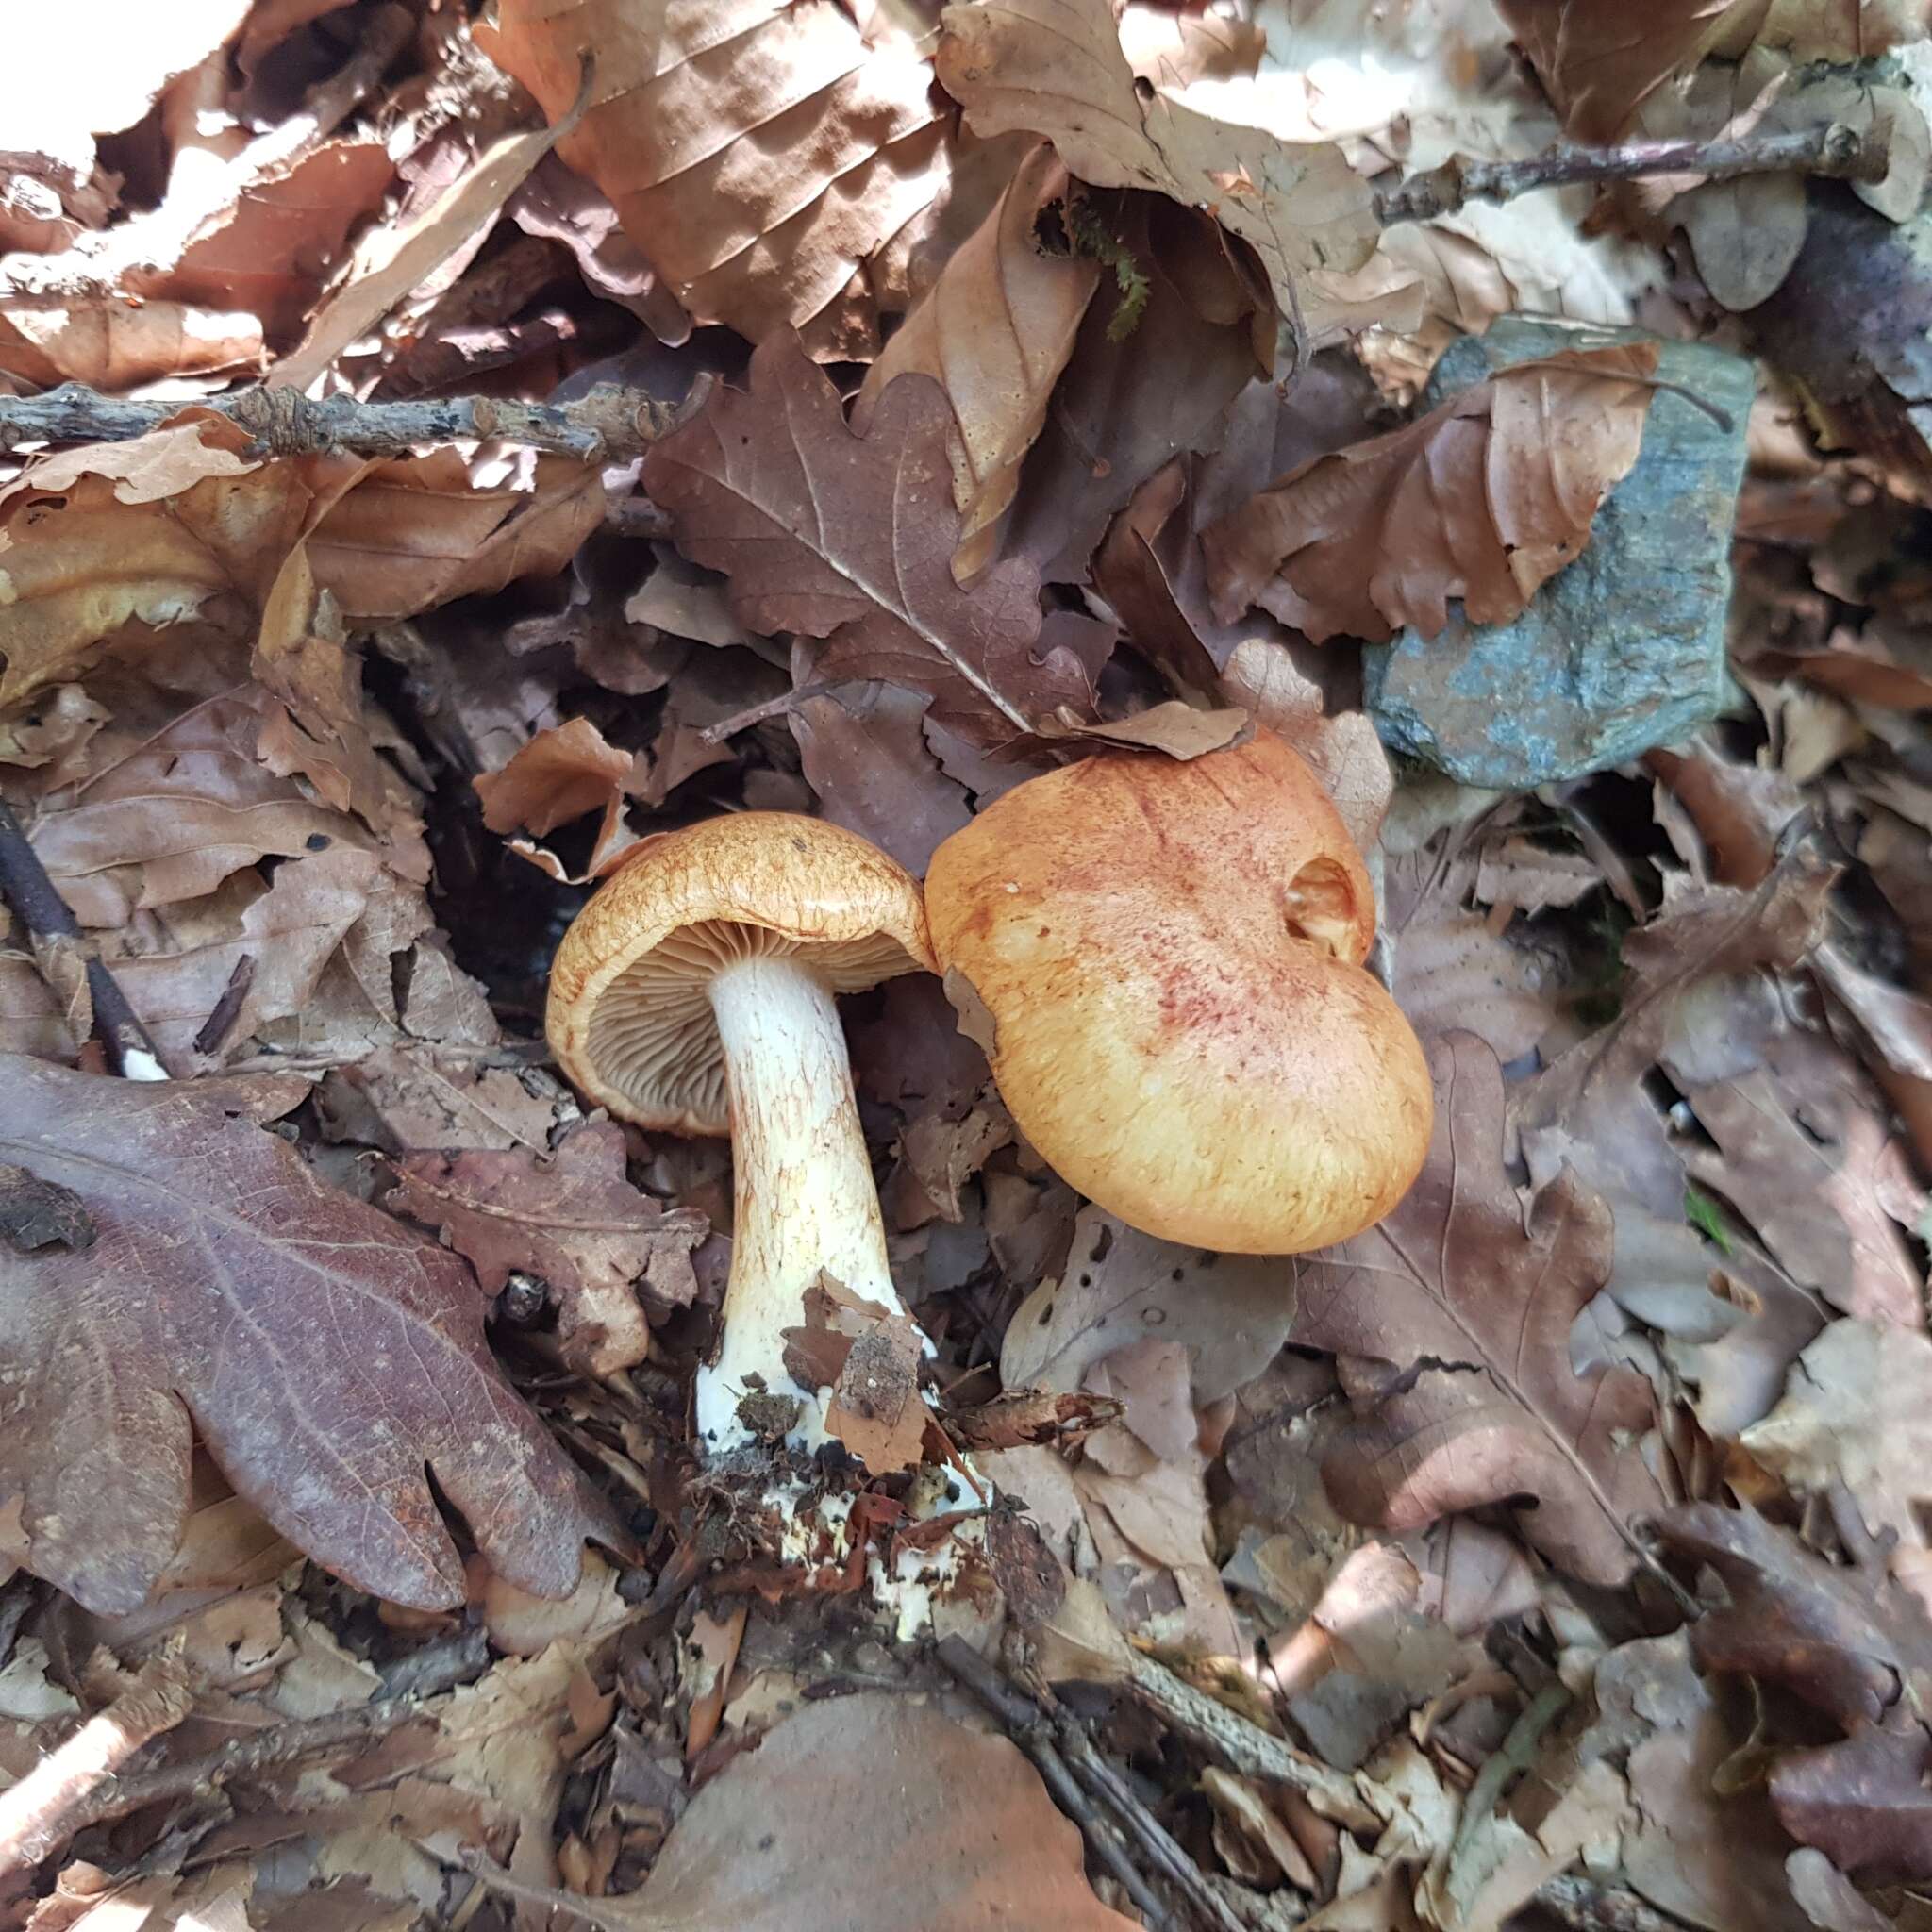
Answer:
[923, 727, 1432, 1255]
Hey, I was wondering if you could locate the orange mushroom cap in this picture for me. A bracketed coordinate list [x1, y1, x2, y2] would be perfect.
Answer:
[924, 728, 1431, 1254]
[546, 813, 933, 1135]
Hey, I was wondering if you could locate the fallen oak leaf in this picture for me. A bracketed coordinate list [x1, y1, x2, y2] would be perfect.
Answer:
[1204, 343, 1660, 641]
[388, 1122, 708, 1377]
[0, 1056, 618, 1615]
[642, 332, 1097, 751]
[1296, 1032, 1665, 1586]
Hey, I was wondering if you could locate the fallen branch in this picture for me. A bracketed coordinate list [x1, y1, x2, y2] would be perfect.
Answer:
[0, 1650, 486, 1875]
[0, 380, 678, 463]
[0, 1659, 195, 1874]
[0, 800, 168, 1080]
[1375, 119, 1888, 225]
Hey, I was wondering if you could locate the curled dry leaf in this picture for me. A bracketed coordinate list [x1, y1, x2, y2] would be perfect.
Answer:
[642, 331, 1097, 750]
[1205, 343, 1660, 641]
[388, 1122, 708, 1377]
[0, 1058, 616, 1615]
[1297, 1032, 1665, 1587]
[476, 0, 946, 357]
[855, 142, 1100, 579]
[473, 714, 651, 881]
[937, 0, 1381, 353]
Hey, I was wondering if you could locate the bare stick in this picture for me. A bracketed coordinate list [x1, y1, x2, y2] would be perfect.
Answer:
[0, 1662, 195, 1874]
[0, 1656, 485, 1874]
[1375, 120, 1888, 225]
[0, 380, 677, 463]
[0, 800, 168, 1079]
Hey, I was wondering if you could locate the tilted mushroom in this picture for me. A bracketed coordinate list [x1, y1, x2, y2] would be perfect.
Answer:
[924, 726, 1431, 1254]
[546, 813, 935, 1456]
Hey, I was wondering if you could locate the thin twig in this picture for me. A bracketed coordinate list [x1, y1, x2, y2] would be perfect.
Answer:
[1052, 1715, 1249, 1932]
[0, 380, 677, 463]
[3, 1666, 477, 1872]
[0, 1661, 196, 1874]
[938, 1636, 1179, 1931]
[1375, 119, 1888, 225]
[0, 800, 167, 1079]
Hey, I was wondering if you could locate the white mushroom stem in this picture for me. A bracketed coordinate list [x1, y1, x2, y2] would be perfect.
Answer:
[694, 950, 914, 1455]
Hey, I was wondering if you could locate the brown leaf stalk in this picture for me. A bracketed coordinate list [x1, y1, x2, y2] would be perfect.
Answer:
[1375, 119, 1888, 225]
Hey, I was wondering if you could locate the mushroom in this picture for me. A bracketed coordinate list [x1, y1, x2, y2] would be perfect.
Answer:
[546, 813, 935, 1455]
[923, 726, 1431, 1254]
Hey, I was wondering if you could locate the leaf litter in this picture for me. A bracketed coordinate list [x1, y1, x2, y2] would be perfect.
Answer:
[1, 3, 1932, 1928]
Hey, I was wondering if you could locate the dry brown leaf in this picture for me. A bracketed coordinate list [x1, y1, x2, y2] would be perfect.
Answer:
[274, 111, 575, 391]
[0, 1058, 615, 1614]
[937, 0, 1382, 355]
[388, 1123, 708, 1376]
[642, 331, 1098, 750]
[1204, 343, 1659, 641]
[1493, 0, 1748, 142]
[1007, 195, 1271, 583]
[474, 714, 637, 867]
[476, 0, 947, 357]
[1118, 4, 1266, 86]
[856, 142, 1100, 578]
[0, 300, 261, 389]
[1741, 1321, 1932, 1550]
[1298, 1032, 1664, 1586]
[557, 1693, 1138, 1929]
[788, 678, 973, 878]
[1002, 1203, 1297, 1407]
[126, 137, 397, 343]
[305, 449, 606, 625]
[2, 674, 379, 929]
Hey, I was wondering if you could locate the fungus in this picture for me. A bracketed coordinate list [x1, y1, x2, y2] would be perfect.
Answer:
[546, 813, 934, 1455]
[923, 726, 1432, 1254]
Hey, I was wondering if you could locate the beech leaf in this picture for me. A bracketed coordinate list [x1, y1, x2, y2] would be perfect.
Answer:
[855, 142, 1100, 579]
[1205, 343, 1660, 641]
[1296, 1032, 1664, 1586]
[0, 1057, 616, 1615]
[476, 0, 946, 356]
[642, 332, 1097, 750]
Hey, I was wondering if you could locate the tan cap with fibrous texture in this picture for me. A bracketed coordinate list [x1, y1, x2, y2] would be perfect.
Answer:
[546, 813, 934, 1135]
[924, 728, 1432, 1254]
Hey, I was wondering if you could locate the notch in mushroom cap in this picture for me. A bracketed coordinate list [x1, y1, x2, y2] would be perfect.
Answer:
[923, 727, 1432, 1255]
[546, 813, 935, 1457]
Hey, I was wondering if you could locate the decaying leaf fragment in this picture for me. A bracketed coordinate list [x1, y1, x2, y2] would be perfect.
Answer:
[642, 332, 1098, 749]
[1297, 1032, 1664, 1586]
[0, 1058, 615, 1614]
[1205, 343, 1660, 641]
